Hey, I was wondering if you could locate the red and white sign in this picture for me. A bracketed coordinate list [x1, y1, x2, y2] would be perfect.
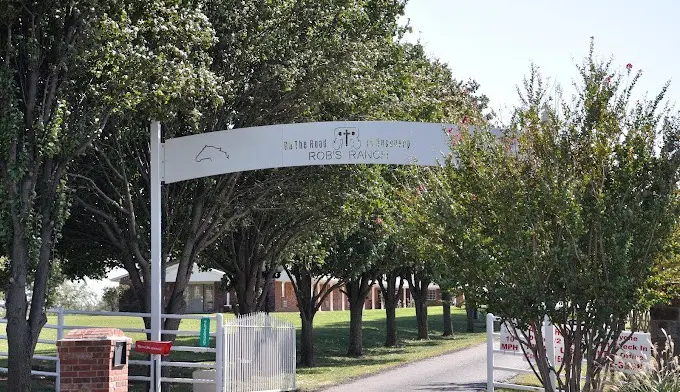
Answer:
[499, 323, 651, 372]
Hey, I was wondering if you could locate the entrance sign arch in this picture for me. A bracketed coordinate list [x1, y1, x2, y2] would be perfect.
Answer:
[148, 120, 481, 391]
[161, 121, 464, 183]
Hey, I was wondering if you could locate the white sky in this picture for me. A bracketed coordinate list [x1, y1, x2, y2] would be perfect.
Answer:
[402, 0, 679, 121]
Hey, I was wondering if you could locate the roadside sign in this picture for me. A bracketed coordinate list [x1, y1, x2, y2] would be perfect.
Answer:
[199, 317, 210, 347]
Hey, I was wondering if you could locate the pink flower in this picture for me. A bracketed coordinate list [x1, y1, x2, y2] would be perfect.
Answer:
[505, 138, 517, 152]
[626, 63, 633, 71]
[375, 217, 383, 225]
[606, 76, 612, 84]
[451, 130, 463, 145]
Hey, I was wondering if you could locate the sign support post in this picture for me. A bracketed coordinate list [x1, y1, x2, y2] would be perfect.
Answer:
[150, 120, 163, 392]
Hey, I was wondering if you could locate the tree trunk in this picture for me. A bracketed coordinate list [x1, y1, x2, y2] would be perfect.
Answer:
[347, 300, 365, 357]
[378, 272, 402, 347]
[407, 272, 430, 340]
[286, 264, 340, 367]
[6, 227, 49, 392]
[300, 313, 316, 366]
[345, 276, 371, 356]
[6, 331, 32, 392]
[442, 291, 453, 337]
[232, 268, 275, 315]
[465, 297, 475, 333]
[385, 305, 397, 346]
[6, 306, 33, 392]
[415, 300, 429, 339]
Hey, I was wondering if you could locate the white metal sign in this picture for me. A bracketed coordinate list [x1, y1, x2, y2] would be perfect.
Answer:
[499, 323, 652, 372]
[162, 121, 474, 183]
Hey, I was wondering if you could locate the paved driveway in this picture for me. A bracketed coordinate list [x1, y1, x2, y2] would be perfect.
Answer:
[321, 342, 529, 392]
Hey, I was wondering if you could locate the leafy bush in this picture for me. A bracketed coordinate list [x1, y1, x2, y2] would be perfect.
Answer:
[613, 332, 680, 392]
[99, 286, 125, 311]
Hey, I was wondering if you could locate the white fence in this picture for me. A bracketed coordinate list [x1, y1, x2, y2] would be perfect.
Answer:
[224, 313, 296, 392]
[486, 313, 545, 392]
[0, 309, 296, 392]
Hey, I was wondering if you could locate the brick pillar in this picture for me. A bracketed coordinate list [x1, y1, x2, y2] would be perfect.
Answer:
[57, 328, 132, 392]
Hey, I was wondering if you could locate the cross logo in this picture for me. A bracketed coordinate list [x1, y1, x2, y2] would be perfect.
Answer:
[333, 127, 361, 150]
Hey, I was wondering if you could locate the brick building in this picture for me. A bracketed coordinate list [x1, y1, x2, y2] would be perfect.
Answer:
[112, 265, 444, 313]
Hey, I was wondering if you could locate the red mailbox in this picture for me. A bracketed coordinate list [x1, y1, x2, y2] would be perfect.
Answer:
[134, 340, 173, 356]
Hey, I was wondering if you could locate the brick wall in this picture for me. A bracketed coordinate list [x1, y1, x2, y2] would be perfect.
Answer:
[274, 281, 299, 312]
[57, 328, 131, 392]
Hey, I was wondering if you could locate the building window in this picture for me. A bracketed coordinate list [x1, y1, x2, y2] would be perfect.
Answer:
[427, 289, 437, 301]
[203, 284, 214, 312]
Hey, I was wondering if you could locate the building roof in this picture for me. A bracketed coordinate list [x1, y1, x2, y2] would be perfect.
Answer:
[109, 264, 225, 284]
[110, 264, 441, 289]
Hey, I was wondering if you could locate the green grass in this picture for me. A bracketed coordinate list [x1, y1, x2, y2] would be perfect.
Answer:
[496, 372, 543, 391]
[0, 306, 486, 391]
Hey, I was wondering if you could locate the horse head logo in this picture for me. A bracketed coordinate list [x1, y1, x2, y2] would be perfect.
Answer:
[195, 145, 230, 162]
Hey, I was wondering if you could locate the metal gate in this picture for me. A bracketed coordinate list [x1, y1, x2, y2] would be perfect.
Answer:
[224, 312, 296, 392]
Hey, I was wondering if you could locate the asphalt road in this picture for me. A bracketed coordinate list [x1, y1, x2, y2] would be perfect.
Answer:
[321, 342, 528, 392]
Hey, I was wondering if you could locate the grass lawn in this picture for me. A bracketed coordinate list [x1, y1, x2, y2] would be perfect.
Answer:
[0, 306, 486, 391]
[496, 372, 543, 391]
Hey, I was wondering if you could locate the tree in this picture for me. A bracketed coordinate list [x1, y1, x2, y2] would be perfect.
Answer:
[440, 290, 454, 337]
[100, 286, 125, 312]
[61, 0, 409, 341]
[375, 237, 408, 347]
[278, 162, 383, 366]
[205, 202, 314, 315]
[643, 221, 680, 307]
[283, 236, 342, 367]
[426, 163, 497, 334]
[326, 218, 387, 357]
[433, 258, 460, 336]
[394, 168, 443, 341]
[0, 1, 215, 389]
[50, 280, 99, 311]
[448, 44, 680, 391]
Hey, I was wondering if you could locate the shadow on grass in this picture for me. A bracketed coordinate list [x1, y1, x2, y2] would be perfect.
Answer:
[298, 355, 400, 373]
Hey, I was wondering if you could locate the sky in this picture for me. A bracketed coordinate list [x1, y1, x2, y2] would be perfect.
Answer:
[402, 0, 679, 121]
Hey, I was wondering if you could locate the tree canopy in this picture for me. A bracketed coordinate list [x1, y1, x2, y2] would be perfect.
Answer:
[439, 44, 680, 391]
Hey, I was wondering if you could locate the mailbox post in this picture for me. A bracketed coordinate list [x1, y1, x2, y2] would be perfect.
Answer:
[57, 328, 132, 392]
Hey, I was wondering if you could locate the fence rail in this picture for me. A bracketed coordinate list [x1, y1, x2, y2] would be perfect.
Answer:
[0, 308, 225, 392]
[486, 313, 543, 392]
[0, 308, 296, 392]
